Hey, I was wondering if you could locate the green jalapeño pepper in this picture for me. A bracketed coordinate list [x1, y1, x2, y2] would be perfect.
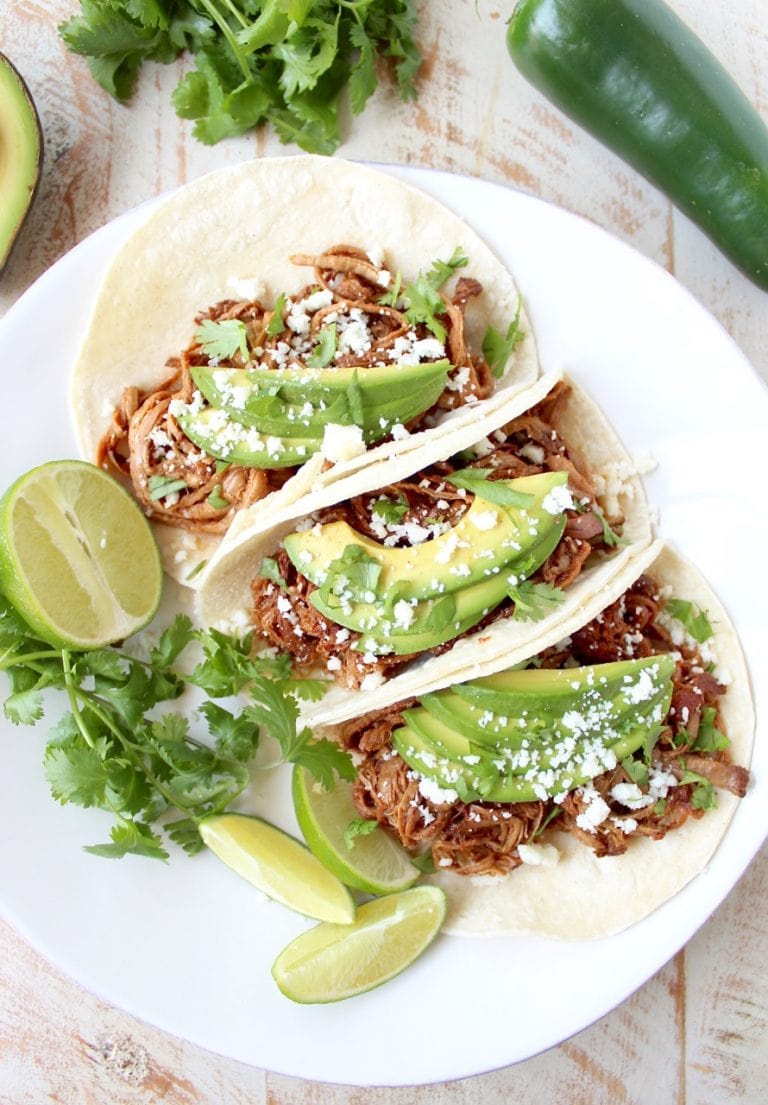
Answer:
[507, 0, 768, 290]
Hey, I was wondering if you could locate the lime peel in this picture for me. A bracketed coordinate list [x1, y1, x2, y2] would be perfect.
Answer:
[292, 764, 421, 895]
[272, 885, 447, 1004]
[199, 813, 355, 924]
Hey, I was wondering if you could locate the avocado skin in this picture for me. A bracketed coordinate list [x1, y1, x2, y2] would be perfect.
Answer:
[0, 53, 43, 272]
[393, 656, 676, 803]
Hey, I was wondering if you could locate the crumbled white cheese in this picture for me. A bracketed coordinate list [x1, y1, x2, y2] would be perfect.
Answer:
[322, 423, 366, 464]
[518, 842, 560, 867]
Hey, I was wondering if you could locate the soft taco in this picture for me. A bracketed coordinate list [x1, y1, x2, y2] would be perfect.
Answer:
[71, 157, 538, 581]
[329, 543, 754, 938]
[195, 371, 653, 723]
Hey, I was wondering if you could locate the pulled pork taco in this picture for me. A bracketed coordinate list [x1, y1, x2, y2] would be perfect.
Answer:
[196, 372, 653, 724]
[71, 157, 538, 581]
[331, 543, 754, 938]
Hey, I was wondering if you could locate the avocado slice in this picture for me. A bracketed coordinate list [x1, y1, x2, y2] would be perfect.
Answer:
[394, 656, 675, 803]
[190, 362, 448, 439]
[287, 471, 569, 603]
[0, 54, 42, 271]
[225, 359, 452, 406]
[451, 654, 676, 715]
[308, 512, 567, 656]
[176, 406, 319, 468]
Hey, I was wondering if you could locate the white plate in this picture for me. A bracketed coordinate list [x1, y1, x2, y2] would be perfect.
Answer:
[0, 165, 765, 1086]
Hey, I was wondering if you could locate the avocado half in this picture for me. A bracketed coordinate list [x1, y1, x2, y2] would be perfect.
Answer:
[0, 53, 43, 272]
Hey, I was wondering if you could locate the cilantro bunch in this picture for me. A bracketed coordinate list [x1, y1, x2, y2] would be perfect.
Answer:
[0, 595, 352, 860]
[59, 0, 421, 153]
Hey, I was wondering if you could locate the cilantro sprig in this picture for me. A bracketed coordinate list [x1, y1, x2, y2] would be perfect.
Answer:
[666, 598, 714, 644]
[0, 598, 347, 861]
[507, 580, 566, 622]
[482, 296, 524, 379]
[59, 1, 422, 154]
[446, 467, 536, 508]
[195, 318, 250, 361]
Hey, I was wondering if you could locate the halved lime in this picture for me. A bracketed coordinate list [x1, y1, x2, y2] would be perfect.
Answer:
[272, 885, 447, 1004]
[0, 460, 162, 648]
[199, 813, 355, 924]
[292, 765, 421, 895]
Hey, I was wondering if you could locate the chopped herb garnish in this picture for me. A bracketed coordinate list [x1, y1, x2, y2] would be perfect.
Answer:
[653, 798, 667, 816]
[691, 706, 730, 753]
[148, 475, 188, 501]
[185, 559, 208, 581]
[206, 485, 230, 511]
[343, 817, 379, 850]
[266, 292, 287, 336]
[666, 598, 714, 644]
[307, 323, 337, 368]
[446, 468, 535, 508]
[371, 495, 409, 525]
[379, 270, 402, 307]
[410, 850, 437, 874]
[621, 756, 650, 788]
[195, 318, 249, 361]
[259, 556, 289, 593]
[423, 593, 457, 633]
[679, 765, 717, 811]
[426, 247, 469, 290]
[403, 274, 447, 342]
[593, 505, 625, 548]
[507, 580, 566, 622]
[531, 805, 562, 840]
[318, 544, 382, 606]
[345, 370, 364, 424]
[482, 296, 523, 379]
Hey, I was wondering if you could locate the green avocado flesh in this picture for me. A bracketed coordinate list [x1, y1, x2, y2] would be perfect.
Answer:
[0, 54, 42, 271]
[392, 655, 675, 803]
[290, 472, 569, 655]
[178, 359, 452, 467]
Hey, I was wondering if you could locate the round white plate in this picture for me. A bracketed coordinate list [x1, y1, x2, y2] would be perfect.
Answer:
[0, 165, 765, 1086]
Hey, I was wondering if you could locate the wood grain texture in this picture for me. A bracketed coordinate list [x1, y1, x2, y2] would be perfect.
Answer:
[0, 1, 766, 1101]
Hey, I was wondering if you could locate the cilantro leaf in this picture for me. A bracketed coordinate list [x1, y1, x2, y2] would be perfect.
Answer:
[150, 614, 196, 669]
[426, 247, 469, 290]
[44, 741, 110, 808]
[507, 581, 566, 622]
[148, 475, 187, 501]
[403, 275, 447, 342]
[307, 324, 337, 368]
[666, 599, 714, 644]
[259, 556, 289, 592]
[691, 707, 730, 753]
[679, 766, 717, 811]
[446, 468, 535, 508]
[207, 485, 230, 511]
[266, 291, 287, 336]
[198, 700, 261, 764]
[345, 370, 364, 424]
[593, 505, 625, 549]
[482, 297, 523, 379]
[379, 270, 402, 308]
[344, 817, 379, 850]
[371, 495, 408, 525]
[4, 686, 45, 726]
[84, 821, 169, 861]
[292, 736, 356, 791]
[195, 318, 250, 361]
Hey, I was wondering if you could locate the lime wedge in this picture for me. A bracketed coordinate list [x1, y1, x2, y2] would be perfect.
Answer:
[272, 885, 447, 1004]
[199, 813, 355, 924]
[292, 765, 421, 895]
[0, 460, 162, 648]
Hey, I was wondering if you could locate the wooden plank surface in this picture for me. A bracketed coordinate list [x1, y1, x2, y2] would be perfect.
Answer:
[1, 2, 766, 1101]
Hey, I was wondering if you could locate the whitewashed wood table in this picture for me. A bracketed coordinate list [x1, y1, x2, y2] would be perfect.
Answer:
[1, 2, 767, 1101]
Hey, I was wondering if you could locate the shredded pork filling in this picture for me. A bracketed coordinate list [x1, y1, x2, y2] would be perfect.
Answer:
[97, 245, 492, 532]
[334, 574, 749, 877]
[251, 382, 616, 687]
